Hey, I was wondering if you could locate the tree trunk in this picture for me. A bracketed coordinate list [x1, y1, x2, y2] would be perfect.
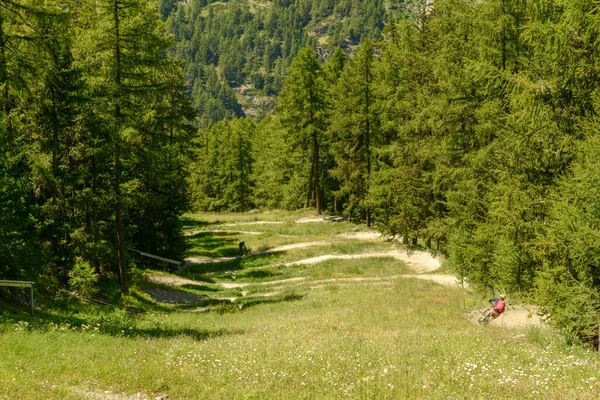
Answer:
[304, 156, 314, 208]
[313, 132, 321, 215]
[364, 45, 371, 227]
[114, 148, 128, 295]
[113, 0, 128, 295]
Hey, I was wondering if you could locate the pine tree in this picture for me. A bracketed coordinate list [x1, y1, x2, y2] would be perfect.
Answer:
[329, 39, 378, 224]
[73, 0, 192, 294]
[277, 46, 328, 214]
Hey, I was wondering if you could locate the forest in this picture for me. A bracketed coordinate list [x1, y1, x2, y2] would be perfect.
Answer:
[2, 0, 600, 347]
[187, 0, 600, 344]
[0, 0, 193, 295]
[161, 0, 407, 124]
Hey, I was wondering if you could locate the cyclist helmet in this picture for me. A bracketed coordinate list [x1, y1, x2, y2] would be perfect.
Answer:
[500, 294, 506, 300]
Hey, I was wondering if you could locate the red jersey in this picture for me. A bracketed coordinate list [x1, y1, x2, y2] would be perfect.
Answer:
[493, 298, 505, 313]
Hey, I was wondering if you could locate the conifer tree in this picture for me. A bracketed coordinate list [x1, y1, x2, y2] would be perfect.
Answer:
[277, 46, 329, 214]
[73, 0, 192, 294]
[330, 39, 378, 224]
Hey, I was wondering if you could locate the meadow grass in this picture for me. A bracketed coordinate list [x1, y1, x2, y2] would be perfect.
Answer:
[2, 279, 600, 399]
[2, 211, 600, 399]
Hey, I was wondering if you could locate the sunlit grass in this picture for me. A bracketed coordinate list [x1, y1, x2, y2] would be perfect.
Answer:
[2, 278, 600, 399]
[2, 211, 600, 399]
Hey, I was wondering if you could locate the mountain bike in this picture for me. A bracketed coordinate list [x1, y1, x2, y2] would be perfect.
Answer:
[478, 308, 494, 325]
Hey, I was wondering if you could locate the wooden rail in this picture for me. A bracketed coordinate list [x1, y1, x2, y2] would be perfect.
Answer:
[127, 248, 183, 273]
[0, 280, 34, 316]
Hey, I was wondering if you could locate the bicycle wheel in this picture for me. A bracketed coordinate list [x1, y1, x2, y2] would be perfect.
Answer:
[478, 310, 491, 325]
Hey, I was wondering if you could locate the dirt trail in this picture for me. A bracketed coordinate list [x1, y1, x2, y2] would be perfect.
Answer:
[222, 221, 284, 226]
[185, 241, 330, 265]
[148, 219, 544, 330]
[148, 273, 464, 291]
[146, 275, 206, 286]
[184, 229, 263, 237]
[284, 250, 441, 273]
[338, 231, 384, 240]
[295, 216, 346, 223]
[468, 306, 543, 328]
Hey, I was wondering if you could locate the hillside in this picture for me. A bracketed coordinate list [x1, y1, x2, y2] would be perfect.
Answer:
[2, 211, 599, 399]
[162, 0, 408, 124]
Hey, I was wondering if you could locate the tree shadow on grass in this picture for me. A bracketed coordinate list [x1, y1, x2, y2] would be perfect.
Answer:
[186, 231, 240, 258]
[176, 298, 235, 310]
[225, 292, 305, 312]
[238, 269, 280, 280]
[3, 309, 245, 341]
[184, 252, 277, 277]
[180, 284, 220, 292]
[180, 217, 221, 229]
[184, 258, 243, 276]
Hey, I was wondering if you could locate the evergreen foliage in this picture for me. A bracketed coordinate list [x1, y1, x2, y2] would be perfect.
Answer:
[329, 39, 379, 225]
[163, 0, 406, 124]
[0, 0, 192, 296]
[4, 0, 600, 347]
[277, 46, 329, 214]
[189, 118, 255, 211]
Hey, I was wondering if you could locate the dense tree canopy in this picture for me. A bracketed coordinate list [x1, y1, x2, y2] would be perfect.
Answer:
[162, 0, 406, 125]
[0, 0, 192, 296]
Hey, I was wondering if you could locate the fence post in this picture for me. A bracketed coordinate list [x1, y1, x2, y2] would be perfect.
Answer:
[29, 285, 34, 316]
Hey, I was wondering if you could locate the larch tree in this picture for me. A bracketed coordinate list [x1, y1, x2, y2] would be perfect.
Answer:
[329, 38, 379, 225]
[72, 0, 192, 294]
[277, 46, 329, 214]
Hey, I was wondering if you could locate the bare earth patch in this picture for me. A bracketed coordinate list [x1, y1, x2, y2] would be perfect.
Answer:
[220, 277, 305, 289]
[145, 275, 208, 286]
[222, 221, 284, 226]
[468, 306, 543, 328]
[296, 216, 327, 223]
[337, 231, 383, 240]
[184, 229, 263, 237]
[295, 216, 346, 223]
[185, 241, 330, 265]
[268, 241, 330, 252]
[284, 250, 441, 273]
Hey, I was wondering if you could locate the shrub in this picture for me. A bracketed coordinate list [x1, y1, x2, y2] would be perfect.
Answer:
[68, 258, 99, 298]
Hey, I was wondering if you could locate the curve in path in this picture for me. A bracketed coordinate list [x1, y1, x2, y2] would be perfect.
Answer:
[468, 306, 543, 328]
[284, 250, 442, 273]
[184, 229, 263, 237]
[185, 241, 330, 265]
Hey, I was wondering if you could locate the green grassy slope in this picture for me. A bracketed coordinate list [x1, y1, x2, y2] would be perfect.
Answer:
[1, 212, 599, 399]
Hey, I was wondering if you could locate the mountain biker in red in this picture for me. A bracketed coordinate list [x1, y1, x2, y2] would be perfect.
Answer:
[487, 294, 506, 319]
